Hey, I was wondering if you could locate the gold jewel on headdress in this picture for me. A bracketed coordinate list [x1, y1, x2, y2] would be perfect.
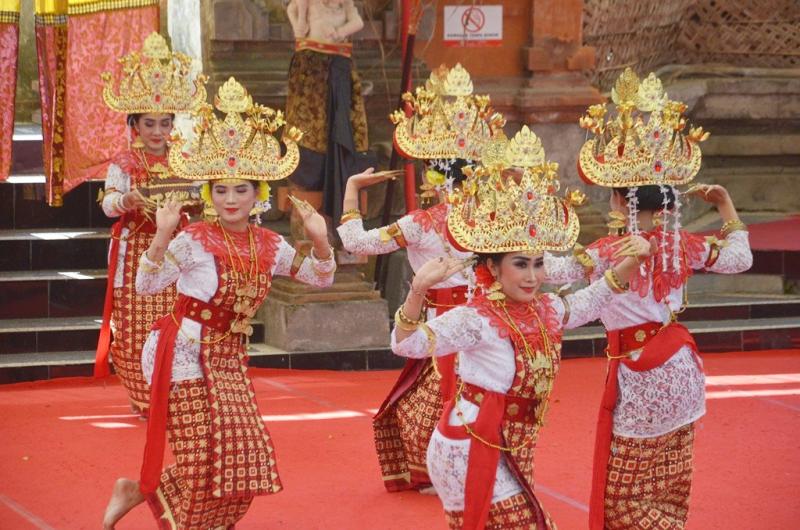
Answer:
[168, 77, 303, 182]
[101, 32, 207, 114]
[577, 68, 710, 188]
[447, 126, 584, 254]
[390, 63, 505, 161]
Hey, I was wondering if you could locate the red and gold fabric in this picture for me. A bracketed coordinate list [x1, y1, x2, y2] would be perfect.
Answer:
[145, 379, 254, 530]
[604, 423, 695, 530]
[94, 151, 183, 412]
[588, 322, 699, 530]
[34, 0, 68, 205]
[62, 0, 159, 195]
[444, 492, 543, 530]
[0, 0, 20, 181]
[436, 294, 561, 530]
[373, 285, 467, 492]
[141, 224, 283, 515]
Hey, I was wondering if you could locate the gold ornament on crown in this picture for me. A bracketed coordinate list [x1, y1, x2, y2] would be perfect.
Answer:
[390, 63, 505, 161]
[577, 68, 710, 188]
[101, 32, 207, 114]
[447, 126, 585, 254]
[168, 77, 303, 182]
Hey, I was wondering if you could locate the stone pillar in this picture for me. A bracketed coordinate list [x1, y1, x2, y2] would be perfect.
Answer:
[517, 0, 603, 124]
[512, 0, 608, 243]
[168, 0, 204, 143]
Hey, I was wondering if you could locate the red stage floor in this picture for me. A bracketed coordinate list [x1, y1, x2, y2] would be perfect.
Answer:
[1, 350, 799, 529]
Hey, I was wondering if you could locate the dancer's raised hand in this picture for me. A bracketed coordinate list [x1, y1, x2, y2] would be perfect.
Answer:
[610, 234, 657, 261]
[346, 168, 402, 190]
[154, 198, 182, 235]
[290, 195, 328, 244]
[686, 183, 732, 207]
[412, 256, 474, 293]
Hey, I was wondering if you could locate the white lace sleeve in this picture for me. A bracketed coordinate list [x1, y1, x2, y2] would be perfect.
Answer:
[560, 278, 615, 329]
[708, 230, 753, 274]
[336, 214, 423, 255]
[135, 232, 196, 295]
[544, 252, 585, 284]
[391, 306, 483, 358]
[271, 237, 335, 287]
[102, 164, 130, 217]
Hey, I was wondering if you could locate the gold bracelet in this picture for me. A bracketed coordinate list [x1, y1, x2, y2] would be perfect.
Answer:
[340, 209, 363, 224]
[720, 219, 747, 238]
[604, 268, 629, 294]
[394, 308, 420, 331]
[141, 256, 165, 273]
[395, 305, 425, 330]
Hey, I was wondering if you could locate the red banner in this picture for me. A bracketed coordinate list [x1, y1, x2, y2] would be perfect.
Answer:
[0, 3, 20, 181]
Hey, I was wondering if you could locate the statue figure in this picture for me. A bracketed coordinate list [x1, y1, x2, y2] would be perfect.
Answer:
[284, 0, 373, 227]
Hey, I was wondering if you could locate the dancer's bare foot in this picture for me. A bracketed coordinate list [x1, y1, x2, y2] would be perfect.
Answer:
[102, 478, 144, 529]
[418, 485, 438, 496]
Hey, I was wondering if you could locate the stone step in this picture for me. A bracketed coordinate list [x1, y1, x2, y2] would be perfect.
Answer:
[0, 269, 106, 319]
[0, 315, 265, 355]
[680, 293, 800, 321]
[702, 134, 800, 157]
[10, 124, 44, 175]
[0, 180, 111, 230]
[696, 166, 800, 213]
[0, 228, 110, 271]
[5, 314, 797, 382]
[561, 315, 800, 358]
[688, 272, 786, 295]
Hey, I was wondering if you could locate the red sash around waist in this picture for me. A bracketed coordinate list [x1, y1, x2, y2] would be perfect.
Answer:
[295, 38, 352, 57]
[139, 294, 242, 494]
[426, 285, 469, 310]
[588, 321, 699, 530]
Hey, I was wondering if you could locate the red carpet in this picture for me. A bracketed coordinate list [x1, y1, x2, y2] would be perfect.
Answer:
[0, 350, 798, 529]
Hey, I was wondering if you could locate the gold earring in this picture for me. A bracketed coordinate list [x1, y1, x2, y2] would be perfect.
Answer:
[487, 280, 505, 301]
[607, 210, 627, 236]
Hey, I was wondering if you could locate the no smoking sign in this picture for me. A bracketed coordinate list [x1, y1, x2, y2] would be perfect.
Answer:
[444, 5, 503, 47]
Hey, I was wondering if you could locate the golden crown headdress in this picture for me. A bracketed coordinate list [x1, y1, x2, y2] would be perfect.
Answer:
[577, 68, 710, 188]
[447, 126, 585, 254]
[101, 32, 207, 114]
[390, 64, 504, 161]
[168, 77, 303, 182]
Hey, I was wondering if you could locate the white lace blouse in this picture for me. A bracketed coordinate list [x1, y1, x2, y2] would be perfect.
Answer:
[337, 213, 472, 290]
[544, 229, 753, 437]
[136, 231, 335, 383]
[391, 279, 615, 510]
[103, 163, 132, 288]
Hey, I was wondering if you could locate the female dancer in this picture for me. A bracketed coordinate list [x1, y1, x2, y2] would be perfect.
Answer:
[94, 32, 207, 416]
[102, 78, 336, 529]
[392, 126, 654, 529]
[546, 69, 753, 529]
[339, 64, 502, 492]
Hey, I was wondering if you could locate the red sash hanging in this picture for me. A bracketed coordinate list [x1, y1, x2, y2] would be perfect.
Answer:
[94, 214, 156, 377]
[588, 322, 699, 530]
[138, 295, 230, 494]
